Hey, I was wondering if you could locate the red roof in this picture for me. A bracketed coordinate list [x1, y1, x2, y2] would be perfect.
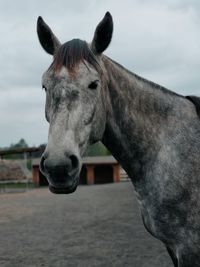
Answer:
[32, 156, 118, 167]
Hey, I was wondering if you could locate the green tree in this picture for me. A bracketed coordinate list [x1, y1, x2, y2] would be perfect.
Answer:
[85, 142, 111, 157]
[3, 139, 29, 159]
[10, 138, 28, 149]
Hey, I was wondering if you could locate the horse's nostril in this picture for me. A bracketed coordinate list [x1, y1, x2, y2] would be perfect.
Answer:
[40, 156, 45, 172]
[40, 152, 49, 174]
[69, 155, 79, 170]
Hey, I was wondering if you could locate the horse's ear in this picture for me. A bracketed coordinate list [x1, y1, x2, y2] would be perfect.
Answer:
[37, 16, 61, 55]
[91, 12, 113, 54]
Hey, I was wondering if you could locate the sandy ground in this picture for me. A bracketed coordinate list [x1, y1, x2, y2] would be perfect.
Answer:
[0, 182, 173, 267]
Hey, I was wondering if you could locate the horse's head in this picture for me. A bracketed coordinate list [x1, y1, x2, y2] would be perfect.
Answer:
[37, 13, 113, 193]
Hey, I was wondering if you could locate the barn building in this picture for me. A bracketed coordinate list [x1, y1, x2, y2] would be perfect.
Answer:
[32, 156, 127, 187]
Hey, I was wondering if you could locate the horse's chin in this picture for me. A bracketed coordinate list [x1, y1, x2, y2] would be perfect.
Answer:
[49, 182, 78, 194]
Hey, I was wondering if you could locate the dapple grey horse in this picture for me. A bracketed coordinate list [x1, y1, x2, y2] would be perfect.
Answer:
[37, 12, 200, 267]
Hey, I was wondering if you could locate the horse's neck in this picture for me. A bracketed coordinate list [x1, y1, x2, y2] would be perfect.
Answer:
[101, 56, 190, 181]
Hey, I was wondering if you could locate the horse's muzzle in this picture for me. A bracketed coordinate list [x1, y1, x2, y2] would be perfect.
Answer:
[49, 183, 78, 194]
[39, 152, 80, 194]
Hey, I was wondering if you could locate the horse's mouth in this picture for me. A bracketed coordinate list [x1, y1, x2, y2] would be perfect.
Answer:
[49, 184, 77, 194]
[49, 185, 77, 194]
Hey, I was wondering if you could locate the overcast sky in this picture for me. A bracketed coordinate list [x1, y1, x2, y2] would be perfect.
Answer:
[0, 0, 200, 147]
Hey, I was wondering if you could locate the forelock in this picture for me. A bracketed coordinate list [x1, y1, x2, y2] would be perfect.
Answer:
[51, 39, 100, 76]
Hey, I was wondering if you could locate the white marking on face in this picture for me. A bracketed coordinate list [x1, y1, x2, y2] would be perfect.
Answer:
[57, 66, 68, 78]
[42, 60, 106, 159]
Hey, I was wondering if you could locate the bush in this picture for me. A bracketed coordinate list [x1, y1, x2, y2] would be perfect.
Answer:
[84, 142, 111, 157]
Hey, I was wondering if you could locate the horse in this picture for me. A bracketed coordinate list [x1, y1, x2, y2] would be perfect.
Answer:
[37, 12, 200, 267]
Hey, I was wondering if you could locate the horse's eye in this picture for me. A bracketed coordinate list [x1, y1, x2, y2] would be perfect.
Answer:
[88, 80, 99, 90]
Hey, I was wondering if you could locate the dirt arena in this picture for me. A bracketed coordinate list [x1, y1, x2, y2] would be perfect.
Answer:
[0, 182, 172, 267]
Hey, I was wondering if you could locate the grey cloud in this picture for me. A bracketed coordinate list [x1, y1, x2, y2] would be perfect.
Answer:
[0, 0, 200, 146]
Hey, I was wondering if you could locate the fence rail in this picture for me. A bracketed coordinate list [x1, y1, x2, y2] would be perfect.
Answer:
[0, 179, 33, 193]
[120, 168, 130, 181]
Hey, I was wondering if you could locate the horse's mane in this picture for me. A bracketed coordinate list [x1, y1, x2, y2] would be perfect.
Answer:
[51, 39, 100, 75]
[186, 95, 200, 118]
